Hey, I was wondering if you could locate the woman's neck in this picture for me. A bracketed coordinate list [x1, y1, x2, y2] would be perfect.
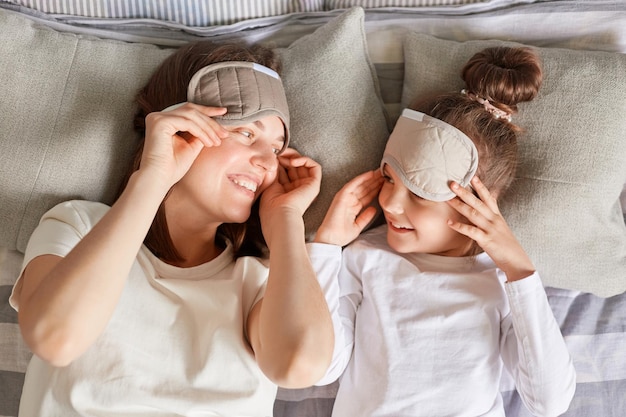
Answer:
[163, 199, 223, 267]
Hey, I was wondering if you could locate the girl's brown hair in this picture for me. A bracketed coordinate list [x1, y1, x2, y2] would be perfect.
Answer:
[410, 46, 543, 201]
[117, 41, 282, 263]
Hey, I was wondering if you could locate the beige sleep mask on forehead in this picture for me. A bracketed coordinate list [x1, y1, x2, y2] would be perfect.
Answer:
[187, 61, 290, 147]
[381, 108, 479, 202]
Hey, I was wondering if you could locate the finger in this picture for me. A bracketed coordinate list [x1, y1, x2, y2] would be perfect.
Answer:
[281, 154, 320, 182]
[160, 115, 216, 148]
[343, 170, 381, 193]
[449, 181, 494, 221]
[276, 163, 290, 186]
[167, 104, 229, 144]
[446, 197, 493, 233]
[360, 176, 383, 203]
[280, 157, 303, 183]
[470, 176, 501, 215]
[278, 147, 302, 159]
[354, 206, 378, 230]
[350, 173, 383, 205]
[195, 104, 228, 117]
[447, 218, 483, 242]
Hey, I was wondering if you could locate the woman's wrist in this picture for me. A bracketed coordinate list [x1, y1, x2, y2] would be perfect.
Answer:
[261, 206, 305, 247]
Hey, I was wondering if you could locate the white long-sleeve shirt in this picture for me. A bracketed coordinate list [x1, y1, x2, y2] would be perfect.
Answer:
[311, 225, 576, 417]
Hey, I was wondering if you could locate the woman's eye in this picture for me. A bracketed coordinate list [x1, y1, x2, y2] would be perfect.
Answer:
[383, 175, 394, 184]
[238, 130, 252, 138]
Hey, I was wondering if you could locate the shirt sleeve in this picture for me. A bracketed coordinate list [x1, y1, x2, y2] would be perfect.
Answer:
[499, 272, 577, 417]
[307, 242, 359, 386]
[9, 201, 109, 311]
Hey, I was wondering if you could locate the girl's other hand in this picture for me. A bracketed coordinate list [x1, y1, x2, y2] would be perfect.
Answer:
[314, 169, 383, 247]
[140, 103, 229, 187]
[446, 176, 536, 281]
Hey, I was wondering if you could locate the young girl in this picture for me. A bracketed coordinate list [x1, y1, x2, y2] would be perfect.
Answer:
[10, 41, 334, 416]
[311, 46, 576, 416]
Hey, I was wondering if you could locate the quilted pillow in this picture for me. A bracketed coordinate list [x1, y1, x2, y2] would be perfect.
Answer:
[401, 32, 626, 297]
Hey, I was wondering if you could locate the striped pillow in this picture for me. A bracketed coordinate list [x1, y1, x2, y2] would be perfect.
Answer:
[5, 0, 324, 26]
[325, 0, 487, 8]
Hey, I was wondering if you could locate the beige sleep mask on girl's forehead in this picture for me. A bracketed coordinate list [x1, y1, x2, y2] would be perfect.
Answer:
[381, 108, 479, 202]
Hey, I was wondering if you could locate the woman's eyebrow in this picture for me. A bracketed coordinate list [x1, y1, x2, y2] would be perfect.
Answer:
[253, 120, 266, 131]
[254, 119, 285, 147]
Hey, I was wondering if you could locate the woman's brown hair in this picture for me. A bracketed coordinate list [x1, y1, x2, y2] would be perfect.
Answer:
[117, 40, 282, 263]
[410, 46, 543, 200]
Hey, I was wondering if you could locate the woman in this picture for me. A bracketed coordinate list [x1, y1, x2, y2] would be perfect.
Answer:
[10, 41, 334, 416]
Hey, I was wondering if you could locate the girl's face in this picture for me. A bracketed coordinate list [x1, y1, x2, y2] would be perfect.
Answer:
[378, 165, 472, 257]
[169, 115, 285, 225]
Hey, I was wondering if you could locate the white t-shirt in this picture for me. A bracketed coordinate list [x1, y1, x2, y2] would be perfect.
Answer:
[10, 200, 276, 417]
[311, 225, 576, 417]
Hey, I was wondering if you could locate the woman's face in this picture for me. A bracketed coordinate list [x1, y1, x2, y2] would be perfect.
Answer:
[378, 165, 472, 257]
[169, 115, 285, 224]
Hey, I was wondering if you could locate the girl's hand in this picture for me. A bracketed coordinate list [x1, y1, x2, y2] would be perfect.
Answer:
[314, 169, 383, 246]
[140, 103, 230, 188]
[259, 148, 322, 225]
[446, 176, 536, 281]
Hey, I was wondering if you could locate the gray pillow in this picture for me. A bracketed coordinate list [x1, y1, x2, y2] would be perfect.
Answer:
[0, 6, 389, 252]
[402, 32, 626, 297]
[277, 6, 389, 238]
[0, 11, 171, 253]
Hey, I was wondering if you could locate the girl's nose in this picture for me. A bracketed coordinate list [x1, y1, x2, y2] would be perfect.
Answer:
[380, 187, 405, 215]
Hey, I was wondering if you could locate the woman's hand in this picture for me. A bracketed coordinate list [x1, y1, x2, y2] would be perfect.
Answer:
[446, 176, 536, 281]
[259, 148, 321, 223]
[140, 103, 230, 188]
[314, 169, 383, 247]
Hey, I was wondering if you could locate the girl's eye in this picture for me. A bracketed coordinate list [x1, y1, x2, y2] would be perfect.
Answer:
[383, 174, 394, 184]
[272, 147, 281, 155]
[238, 130, 253, 139]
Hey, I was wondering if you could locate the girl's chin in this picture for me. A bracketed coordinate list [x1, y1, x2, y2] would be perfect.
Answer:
[385, 233, 414, 254]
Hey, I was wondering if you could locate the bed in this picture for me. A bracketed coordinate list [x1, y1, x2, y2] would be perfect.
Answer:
[1, 1, 625, 416]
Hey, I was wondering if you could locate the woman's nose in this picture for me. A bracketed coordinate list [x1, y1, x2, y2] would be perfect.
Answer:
[251, 145, 278, 172]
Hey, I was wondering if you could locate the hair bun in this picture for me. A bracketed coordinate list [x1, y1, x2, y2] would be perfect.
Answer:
[461, 46, 543, 112]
